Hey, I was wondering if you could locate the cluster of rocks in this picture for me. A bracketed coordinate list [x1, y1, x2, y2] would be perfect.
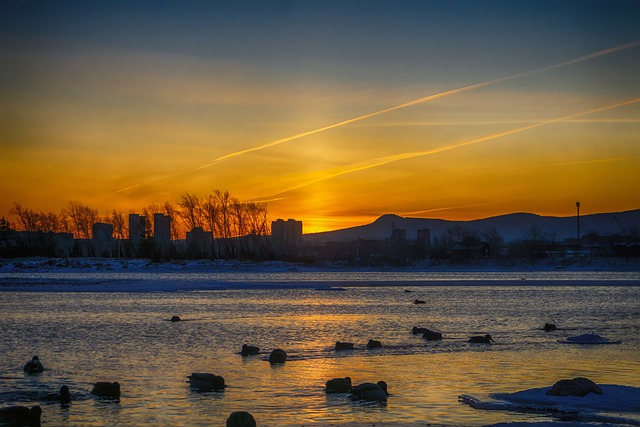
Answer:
[325, 377, 389, 401]
[0, 356, 122, 427]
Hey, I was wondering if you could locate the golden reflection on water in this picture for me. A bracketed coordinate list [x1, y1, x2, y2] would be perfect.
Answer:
[2, 286, 639, 426]
[264, 346, 640, 426]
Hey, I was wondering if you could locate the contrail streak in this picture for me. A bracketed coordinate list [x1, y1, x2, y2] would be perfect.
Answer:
[193, 40, 640, 171]
[259, 98, 640, 198]
[110, 184, 141, 195]
[351, 118, 640, 128]
[538, 155, 640, 169]
[402, 201, 507, 216]
[111, 40, 639, 195]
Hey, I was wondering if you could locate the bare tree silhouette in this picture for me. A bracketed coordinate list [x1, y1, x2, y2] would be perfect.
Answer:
[177, 193, 203, 231]
[62, 201, 98, 239]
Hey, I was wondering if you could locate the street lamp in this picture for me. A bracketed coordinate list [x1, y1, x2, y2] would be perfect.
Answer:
[576, 201, 580, 251]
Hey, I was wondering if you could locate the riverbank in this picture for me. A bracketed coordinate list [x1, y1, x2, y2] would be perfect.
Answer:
[0, 262, 638, 293]
[1, 256, 639, 274]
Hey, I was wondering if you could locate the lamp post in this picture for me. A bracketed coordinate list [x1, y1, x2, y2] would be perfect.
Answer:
[576, 201, 580, 251]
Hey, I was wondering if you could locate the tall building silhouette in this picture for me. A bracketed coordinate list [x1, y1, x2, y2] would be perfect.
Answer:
[271, 218, 302, 259]
[154, 213, 171, 257]
[129, 213, 146, 257]
[92, 222, 113, 257]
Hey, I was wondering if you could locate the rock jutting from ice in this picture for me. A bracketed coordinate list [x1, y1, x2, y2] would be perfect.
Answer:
[546, 377, 603, 397]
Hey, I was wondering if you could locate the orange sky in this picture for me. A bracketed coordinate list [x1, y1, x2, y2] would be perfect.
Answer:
[1, 1, 639, 233]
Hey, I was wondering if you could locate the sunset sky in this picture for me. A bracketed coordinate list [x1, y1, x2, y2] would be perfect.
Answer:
[1, 1, 639, 233]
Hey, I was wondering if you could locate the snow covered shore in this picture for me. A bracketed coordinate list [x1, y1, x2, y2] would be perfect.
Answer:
[461, 384, 640, 426]
[1, 256, 639, 273]
[0, 257, 638, 292]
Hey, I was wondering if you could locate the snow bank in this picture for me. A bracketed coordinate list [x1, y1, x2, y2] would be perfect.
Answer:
[1, 257, 639, 292]
[2, 257, 640, 274]
[0, 257, 319, 273]
[492, 384, 640, 412]
[461, 384, 640, 426]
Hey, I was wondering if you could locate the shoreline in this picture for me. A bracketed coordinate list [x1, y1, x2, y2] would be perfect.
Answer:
[0, 257, 638, 292]
[1, 256, 639, 273]
[1, 277, 639, 293]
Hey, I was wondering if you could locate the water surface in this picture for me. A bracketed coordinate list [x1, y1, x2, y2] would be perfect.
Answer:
[1, 271, 638, 426]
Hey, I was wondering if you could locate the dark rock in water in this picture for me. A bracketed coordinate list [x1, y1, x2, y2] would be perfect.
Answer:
[241, 344, 260, 357]
[226, 411, 256, 427]
[412, 326, 429, 335]
[366, 339, 382, 349]
[468, 334, 495, 343]
[188, 373, 225, 392]
[544, 323, 557, 332]
[59, 385, 71, 405]
[268, 348, 287, 364]
[546, 377, 603, 397]
[0, 405, 42, 427]
[335, 341, 355, 351]
[170, 315, 181, 322]
[413, 299, 426, 304]
[351, 381, 389, 401]
[91, 381, 121, 399]
[24, 356, 44, 374]
[325, 377, 353, 393]
[44, 385, 71, 405]
[423, 330, 443, 341]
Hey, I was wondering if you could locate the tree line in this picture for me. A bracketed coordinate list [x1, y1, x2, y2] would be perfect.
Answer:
[5, 189, 270, 242]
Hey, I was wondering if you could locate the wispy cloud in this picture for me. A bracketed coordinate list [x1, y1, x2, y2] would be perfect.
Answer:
[191, 40, 640, 170]
[259, 98, 640, 198]
[111, 40, 640, 196]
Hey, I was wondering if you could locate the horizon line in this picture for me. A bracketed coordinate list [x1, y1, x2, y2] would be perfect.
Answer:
[304, 206, 640, 234]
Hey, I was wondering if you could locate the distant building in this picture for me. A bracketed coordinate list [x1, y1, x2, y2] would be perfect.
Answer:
[417, 228, 430, 257]
[129, 214, 146, 257]
[383, 223, 408, 264]
[186, 227, 213, 259]
[4, 231, 74, 258]
[271, 218, 303, 260]
[153, 213, 171, 257]
[390, 227, 406, 245]
[54, 232, 74, 258]
[92, 222, 113, 257]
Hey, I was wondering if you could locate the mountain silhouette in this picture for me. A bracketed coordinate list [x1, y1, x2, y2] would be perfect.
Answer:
[303, 209, 640, 243]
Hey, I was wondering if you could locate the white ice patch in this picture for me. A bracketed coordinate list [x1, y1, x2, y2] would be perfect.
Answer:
[460, 385, 640, 426]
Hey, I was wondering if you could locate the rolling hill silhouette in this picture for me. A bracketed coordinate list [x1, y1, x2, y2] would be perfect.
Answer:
[304, 209, 640, 244]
